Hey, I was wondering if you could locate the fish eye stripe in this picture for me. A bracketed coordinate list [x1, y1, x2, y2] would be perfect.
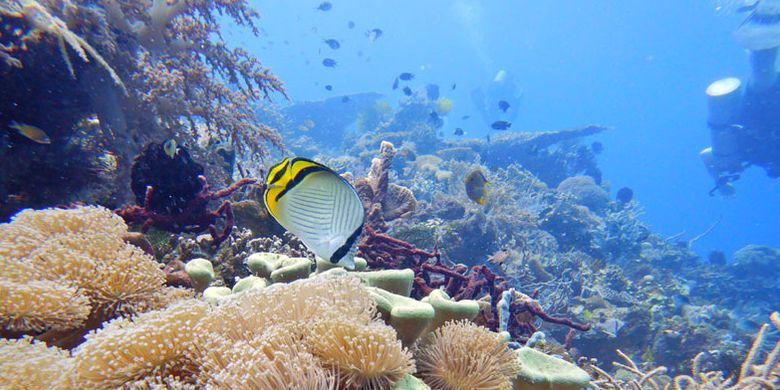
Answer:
[330, 223, 363, 263]
[274, 165, 330, 202]
[266, 159, 290, 185]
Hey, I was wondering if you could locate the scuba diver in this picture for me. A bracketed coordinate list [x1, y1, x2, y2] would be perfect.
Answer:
[470, 69, 523, 128]
[701, 0, 780, 196]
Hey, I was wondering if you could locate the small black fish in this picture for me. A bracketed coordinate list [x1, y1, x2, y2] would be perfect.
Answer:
[348, 21, 355, 29]
[452, 83, 457, 90]
[322, 58, 337, 67]
[491, 120, 511, 130]
[399, 72, 414, 81]
[454, 127, 464, 136]
[486, 134, 491, 143]
[616, 187, 633, 204]
[324, 39, 340, 49]
[316, 2, 332, 11]
[366, 28, 383, 42]
[498, 100, 510, 112]
[341, 96, 350, 103]
[425, 84, 440, 100]
[325, 85, 333, 91]
[461, 115, 470, 120]
[591, 141, 604, 154]
[402, 86, 412, 96]
[392, 78, 399, 90]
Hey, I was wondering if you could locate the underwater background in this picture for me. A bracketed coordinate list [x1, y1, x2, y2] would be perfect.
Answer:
[244, 0, 780, 258]
[1, 0, 779, 389]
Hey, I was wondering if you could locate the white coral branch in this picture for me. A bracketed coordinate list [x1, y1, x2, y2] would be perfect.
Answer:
[19, 0, 127, 95]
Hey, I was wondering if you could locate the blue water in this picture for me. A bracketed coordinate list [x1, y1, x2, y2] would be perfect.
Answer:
[228, 1, 780, 259]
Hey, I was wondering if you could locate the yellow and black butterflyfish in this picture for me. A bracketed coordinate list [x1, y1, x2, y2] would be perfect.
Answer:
[264, 157, 365, 269]
[464, 168, 490, 205]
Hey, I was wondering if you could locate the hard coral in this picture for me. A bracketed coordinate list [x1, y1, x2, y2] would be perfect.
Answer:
[354, 141, 417, 231]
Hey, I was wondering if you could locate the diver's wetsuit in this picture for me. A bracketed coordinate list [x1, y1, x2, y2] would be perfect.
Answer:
[735, 78, 780, 178]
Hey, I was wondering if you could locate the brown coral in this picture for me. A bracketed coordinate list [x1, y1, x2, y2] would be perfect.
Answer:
[354, 140, 417, 231]
[0, 337, 72, 390]
[416, 320, 519, 390]
[0, 206, 168, 347]
[192, 275, 414, 389]
[199, 325, 338, 390]
[70, 300, 207, 388]
[306, 318, 415, 389]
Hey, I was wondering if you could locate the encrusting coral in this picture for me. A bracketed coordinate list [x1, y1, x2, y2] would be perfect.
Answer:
[0, 206, 182, 347]
[415, 320, 520, 390]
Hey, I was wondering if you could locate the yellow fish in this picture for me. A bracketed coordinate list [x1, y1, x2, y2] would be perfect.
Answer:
[8, 121, 51, 144]
[163, 139, 178, 159]
[464, 169, 490, 205]
[264, 157, 364, 269]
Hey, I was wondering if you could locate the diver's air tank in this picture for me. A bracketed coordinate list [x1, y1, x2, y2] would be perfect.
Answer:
[750, 48, 778, 93]
[705, 77, 743, 172]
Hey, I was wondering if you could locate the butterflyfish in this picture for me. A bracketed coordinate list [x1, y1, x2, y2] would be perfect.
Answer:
[464, 169, 490, 205]
[264, 157, 365, 269]
[163, 139, 178, 159]
[8, 121, 51, 144]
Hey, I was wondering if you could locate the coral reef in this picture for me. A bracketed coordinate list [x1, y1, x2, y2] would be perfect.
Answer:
[416, 320, 519, 390]
[117, 173, 256, 247]
[0, 0, 285, 219]
[588, 313, 780, 389]
[354, 140, 417, 231]
[0, 206, 185, 348]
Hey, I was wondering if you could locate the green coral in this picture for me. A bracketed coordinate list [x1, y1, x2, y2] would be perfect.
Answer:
[246, 252, 312, 283]
[513, 347, 591, 390]
[184, 258, 214, 293]
[420, 289, 480, 333]
[353, 269, 414, 296]
[368, 287, 435, 347]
